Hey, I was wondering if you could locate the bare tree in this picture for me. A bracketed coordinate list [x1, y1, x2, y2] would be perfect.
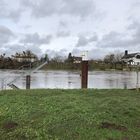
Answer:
[114, 51, 123, 63]
[104, 51, 124, 69]
[104, 54, 115, 64]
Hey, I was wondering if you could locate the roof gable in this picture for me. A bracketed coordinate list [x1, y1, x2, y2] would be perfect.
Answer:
[122, 53, 139, 59]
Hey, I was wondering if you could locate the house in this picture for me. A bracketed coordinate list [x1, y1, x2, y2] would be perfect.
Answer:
[12, 50, 38, 63]
[122, 50, 140, 65]
[73, 56, 82, 64]
[67, 53, 82, 64]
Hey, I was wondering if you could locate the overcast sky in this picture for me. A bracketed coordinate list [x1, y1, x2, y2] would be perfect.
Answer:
[0, 0, 140, 59]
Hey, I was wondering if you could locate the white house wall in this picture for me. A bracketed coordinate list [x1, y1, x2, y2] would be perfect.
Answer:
[133, 57, 140, 64]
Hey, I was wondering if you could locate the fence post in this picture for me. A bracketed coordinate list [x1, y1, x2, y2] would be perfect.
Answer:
[1, 78, 4, 91]
[136, 66, 139, 91]
[26, 75, 31, 89]
[81, 51, 88, 89]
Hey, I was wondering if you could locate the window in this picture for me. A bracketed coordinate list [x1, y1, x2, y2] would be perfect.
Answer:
[136, 55, 140, 59]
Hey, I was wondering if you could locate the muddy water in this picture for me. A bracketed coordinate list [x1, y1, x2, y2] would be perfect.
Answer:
[0, 70, 139, 89]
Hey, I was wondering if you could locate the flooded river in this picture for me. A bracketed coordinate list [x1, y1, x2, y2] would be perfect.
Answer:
[0, 70, 139, 89]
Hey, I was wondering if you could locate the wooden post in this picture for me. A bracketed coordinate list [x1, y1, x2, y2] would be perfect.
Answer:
[1, 78, 4, 90]
[81, 51, 88, 89]
[26, 75, 31, 89]
[81, 61, 88, 88]
[136, 66, 139, 91]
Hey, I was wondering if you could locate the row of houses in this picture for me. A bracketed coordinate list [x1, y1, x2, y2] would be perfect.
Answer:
[69, 50, 140, 65]
[0, 50, 38, 63]
[0, 50, 140, 65]
[1, 51, 82, 64]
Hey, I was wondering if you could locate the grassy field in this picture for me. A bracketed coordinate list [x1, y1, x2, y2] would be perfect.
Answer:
[0, 89, 140, 140]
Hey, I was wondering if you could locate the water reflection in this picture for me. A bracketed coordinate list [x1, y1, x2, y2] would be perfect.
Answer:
[31, 71, 81, 89]
[0, 70, 140, 89]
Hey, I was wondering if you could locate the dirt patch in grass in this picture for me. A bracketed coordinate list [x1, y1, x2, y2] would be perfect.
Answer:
[100, 122, 127, 132]
[2, 121, 18, 131]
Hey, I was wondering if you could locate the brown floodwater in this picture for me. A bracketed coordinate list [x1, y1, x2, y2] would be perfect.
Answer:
[0, 70, 140, 89]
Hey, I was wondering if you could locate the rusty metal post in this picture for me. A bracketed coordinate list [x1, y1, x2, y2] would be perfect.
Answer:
[81, 61, 88, 88]
[81, 51, 88, 89]
[26, 75, 31, 89]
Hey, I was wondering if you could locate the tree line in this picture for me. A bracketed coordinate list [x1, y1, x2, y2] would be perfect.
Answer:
[0, 50, 127, 70]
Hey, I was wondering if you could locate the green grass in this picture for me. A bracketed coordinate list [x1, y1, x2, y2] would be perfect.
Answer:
[0, 89, 140, 140]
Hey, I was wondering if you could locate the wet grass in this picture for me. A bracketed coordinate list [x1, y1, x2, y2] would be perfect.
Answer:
[0, 89, 140, 140]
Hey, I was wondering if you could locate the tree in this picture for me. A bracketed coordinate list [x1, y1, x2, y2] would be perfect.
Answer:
[44, 54, 49, 62]
[114, 52, 123, 63]
[104, 54, 115, 64]
[104, 54, 115, 69]
[104, 52, 124, 69]
[52, 55, 65, 63]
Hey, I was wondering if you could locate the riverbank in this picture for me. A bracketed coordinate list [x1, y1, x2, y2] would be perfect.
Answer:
[0, 89, 140, 139]
[42, 61, 140, 71]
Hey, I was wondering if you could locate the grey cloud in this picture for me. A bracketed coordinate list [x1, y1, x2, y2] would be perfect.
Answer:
[127, 21, 140, 30]
[71, 48, 108, 59]
[20, 33, 53, 45]
[0, 44, 26, 57]
[56, 31, 70, 38]
[3, 44, 26, 55]
[2, 44, 42, 57]
[21, 0, 61, 17]
[101, 31, 123, 43]
[98, 22, 140, 49]
[21, 0, 95, 18]
[127, 21, 140, 38]
[26, 44, 42, 57]
[60, 0, 95, 18]
[76, 34, 98, 47]
[98, 31, 123, 48]
[45, 49, 68, 59]
[132, 1, 140, 8]
[88, 35, 98, 42]
[23, 25, 32, 30]
[0, 26, 14, 45]
[132, 22, 140, 38]
[59, 21, 67, 28]
[74, 21, 140, 59]
[71, 48, 83, 57]
[7, 9, 23, 22]
[76, 36, 89, 47]
[0, 0, 22, 22]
